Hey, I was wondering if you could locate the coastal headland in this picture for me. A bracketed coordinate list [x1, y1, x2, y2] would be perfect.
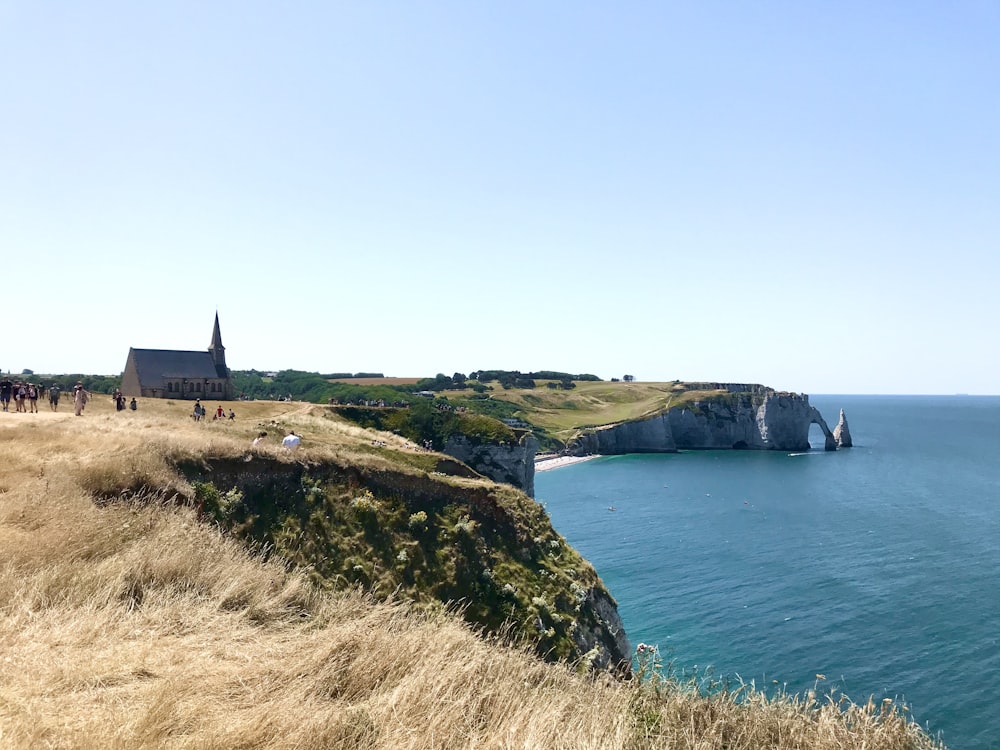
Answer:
[0, 376, 933, 750]
[403, 377, 850, 456]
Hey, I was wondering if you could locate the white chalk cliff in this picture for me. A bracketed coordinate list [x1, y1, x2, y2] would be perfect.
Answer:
[443, 433, 539, 496]
[834, 408, 853, 448]
[570, 385, 841, 455]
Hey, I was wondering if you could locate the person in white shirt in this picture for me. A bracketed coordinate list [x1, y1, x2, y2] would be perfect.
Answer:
[281, 431, 301, 450]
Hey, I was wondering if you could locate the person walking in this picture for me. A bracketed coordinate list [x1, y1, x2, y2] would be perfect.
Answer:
[0, 378, 11, 412]
[73, 382, 89, 416]
[49, 384, 61, 411]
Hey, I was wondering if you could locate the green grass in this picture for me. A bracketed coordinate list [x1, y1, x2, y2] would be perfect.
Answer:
[188, 458, 602, 663]
[451, 381, 733, 443]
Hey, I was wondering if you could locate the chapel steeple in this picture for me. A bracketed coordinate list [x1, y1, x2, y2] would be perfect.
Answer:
[208, 312, 228, 379]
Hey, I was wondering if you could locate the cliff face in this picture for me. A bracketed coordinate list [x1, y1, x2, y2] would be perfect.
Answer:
[578, 412, 677, 454]
[179, 454, 629, 672]
[575, 588, 631, 671]
[443, 433, 539, 497]
[330, 405, 535, 493]
[571, 387, 837, 454]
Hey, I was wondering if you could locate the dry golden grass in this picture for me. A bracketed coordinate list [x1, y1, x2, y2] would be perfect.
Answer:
[0, 397, 944, 749]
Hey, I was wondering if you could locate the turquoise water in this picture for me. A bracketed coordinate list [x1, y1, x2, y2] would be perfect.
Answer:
[536, 396, 1000, 749]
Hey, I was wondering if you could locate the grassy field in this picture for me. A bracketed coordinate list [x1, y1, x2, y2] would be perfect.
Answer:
[0, 395, 944, 749]
[445, 381, 728, 442]
[328, 376, 423, 385]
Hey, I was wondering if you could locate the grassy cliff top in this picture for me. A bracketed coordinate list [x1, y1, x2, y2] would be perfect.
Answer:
[0, 395, 942, 749]
[442, 381, 770, 444]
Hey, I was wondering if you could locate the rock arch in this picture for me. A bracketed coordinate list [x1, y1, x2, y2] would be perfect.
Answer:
[808, 407, 837, 451]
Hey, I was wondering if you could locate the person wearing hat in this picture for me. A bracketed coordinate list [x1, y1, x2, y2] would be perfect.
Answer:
[73, 382, 90, 416]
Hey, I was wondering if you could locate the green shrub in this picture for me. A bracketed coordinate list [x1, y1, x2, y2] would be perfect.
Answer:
[194, 481, 244, 523]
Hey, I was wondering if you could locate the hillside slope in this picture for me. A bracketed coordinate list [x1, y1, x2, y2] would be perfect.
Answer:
[0, 398, 943, 749]
[37, 397, 628, 669]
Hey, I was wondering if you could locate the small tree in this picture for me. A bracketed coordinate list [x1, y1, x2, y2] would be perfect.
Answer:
[623, 374, 635, 383]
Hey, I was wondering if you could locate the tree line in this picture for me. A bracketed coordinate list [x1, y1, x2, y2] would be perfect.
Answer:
[20, 368, 606, 405]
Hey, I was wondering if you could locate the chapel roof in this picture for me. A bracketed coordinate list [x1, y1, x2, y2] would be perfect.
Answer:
[127, 348, 224, 385]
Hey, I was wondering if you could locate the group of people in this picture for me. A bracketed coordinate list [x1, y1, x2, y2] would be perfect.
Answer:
[0, 379, 96, 416]
[1, 380, 310, 453]
[0, 379, 42, 413]
[191, 400, 235, 422]
[0, 380, 140, 417]
[2, 377, 310, 452]
[251, 430, 302, 450]
[112, 389, 138, 412]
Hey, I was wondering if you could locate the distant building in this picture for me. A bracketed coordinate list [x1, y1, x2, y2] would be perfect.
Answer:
[120, 313, 233, 400]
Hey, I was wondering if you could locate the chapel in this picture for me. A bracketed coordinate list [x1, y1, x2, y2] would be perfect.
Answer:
[120, 313, 233, 400]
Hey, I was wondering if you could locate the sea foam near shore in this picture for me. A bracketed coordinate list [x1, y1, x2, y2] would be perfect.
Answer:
[534, 454, 598, 472]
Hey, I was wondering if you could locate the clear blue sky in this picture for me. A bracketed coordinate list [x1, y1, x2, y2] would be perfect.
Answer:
[3, 2, 998, 394]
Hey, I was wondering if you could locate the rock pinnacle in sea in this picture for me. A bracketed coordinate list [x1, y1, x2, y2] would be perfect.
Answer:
[834, 408, 853, 448]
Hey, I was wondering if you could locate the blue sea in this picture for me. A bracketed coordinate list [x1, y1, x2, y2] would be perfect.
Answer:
[536, 395, 1000, 750]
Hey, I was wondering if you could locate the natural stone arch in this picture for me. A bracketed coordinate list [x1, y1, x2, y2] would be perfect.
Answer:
[808, 407, 837, 451]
